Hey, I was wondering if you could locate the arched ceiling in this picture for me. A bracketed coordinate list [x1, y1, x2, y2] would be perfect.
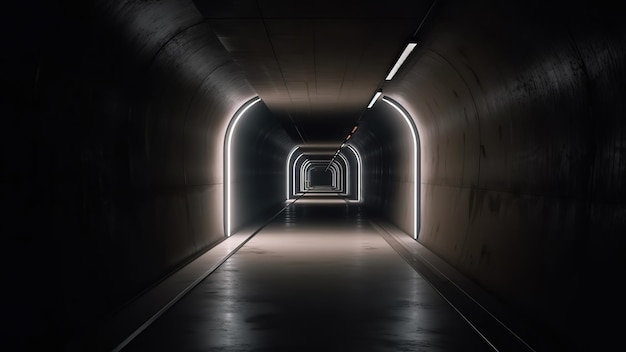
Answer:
[192, 0, 433, 144]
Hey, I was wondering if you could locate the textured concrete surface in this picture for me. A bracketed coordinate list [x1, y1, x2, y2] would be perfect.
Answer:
[123, 202, 491, 351]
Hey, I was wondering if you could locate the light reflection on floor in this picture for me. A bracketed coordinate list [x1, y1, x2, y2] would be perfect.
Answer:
[122, 201, 491, 351]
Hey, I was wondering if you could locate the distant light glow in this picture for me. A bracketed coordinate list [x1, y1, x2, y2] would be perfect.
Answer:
[296, 198, 347, 205]
[287, 149, 354, 201]
[302, 160, 343, 193]
[382, 97, 419, 239]
[385, 42, 417, 80]
[225, 97, 262, 237]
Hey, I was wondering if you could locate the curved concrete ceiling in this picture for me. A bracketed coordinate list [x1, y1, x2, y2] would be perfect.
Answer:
[5, 0, 626, 350]
[193, 0, 433, 143]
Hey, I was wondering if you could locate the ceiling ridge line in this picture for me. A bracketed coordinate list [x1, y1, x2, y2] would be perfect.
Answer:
[255, 0, 306, 143]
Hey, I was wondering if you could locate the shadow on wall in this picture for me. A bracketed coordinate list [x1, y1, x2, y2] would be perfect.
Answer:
[386, 0, 626, 350]
[2, 1, 287, 350]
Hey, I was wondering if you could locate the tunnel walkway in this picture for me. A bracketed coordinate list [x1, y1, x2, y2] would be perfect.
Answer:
[96, 199, 542, 352]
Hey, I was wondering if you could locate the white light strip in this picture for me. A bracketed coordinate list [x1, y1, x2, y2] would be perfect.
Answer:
[300, 160, 311, 192]
[385, 42, 417, 81]
[345, 145, 362, 203]
[382, 97, 419, 239]
[302, 160, 342, 192]
[367, 90, 383, 109]
[289, 150, 350, 197]
[225, 97, 262, 237]
[285, 147, 299, 200]
[337, 153, 350, 196]
[292, 153, 305, 197]
[331, 160, 343, 192]
[329, 161, 343, 192]
[333, 162, 343, 192]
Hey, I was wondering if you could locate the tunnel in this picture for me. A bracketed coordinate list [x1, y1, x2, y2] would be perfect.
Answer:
[3, 0, 626, 351]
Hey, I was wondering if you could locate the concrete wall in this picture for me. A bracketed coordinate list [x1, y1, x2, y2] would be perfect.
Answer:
[350, 102, 419, 237]
[2, 1, 289, 349]
[229, 101, 293, 234]
[385, 0, 626, 350]
[4, 0, 626, 351]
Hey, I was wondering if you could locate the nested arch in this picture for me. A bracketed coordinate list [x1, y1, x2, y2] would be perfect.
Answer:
[286, 147, 362, 201]
[382, 96, 420, 239]
[225, 97, 420, 240]
[349, 96, 421, 239]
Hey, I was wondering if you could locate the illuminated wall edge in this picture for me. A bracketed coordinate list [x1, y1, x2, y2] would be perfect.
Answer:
[337, 153, 350, 195]
[381, 96, 420, 239]
[224, 97, 262, 237]
[291, 153, 305, 199]
[285, 147, 299, 199]
[344, 145, 362, 203]
[300, 158, 350, 195]
[302, 160, 331, 192]
[289, 148, 363, 201]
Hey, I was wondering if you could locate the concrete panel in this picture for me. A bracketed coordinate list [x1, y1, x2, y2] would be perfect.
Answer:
[229, 102, 293, 234]
[386, 0, 626, 349]
[1, 1, 283, 349]
[185, 185, 225, 251]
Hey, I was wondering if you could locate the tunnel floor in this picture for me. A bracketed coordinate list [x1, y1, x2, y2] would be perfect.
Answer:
[119, 199, 495, 352]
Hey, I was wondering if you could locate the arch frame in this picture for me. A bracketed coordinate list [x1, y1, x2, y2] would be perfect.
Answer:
[381, 96, 421, 239]
[223, 96, 262, 237]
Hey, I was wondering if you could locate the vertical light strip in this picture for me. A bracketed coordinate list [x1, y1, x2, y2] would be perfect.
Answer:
[306, 166, 313, 190]
[326, 161, 343, 192]
[337, 153, 350, 196]
[292, 153, 305, 197]
[225, 97, 262, 237]
[300, 160, 311, 192]
[382, 97, 419, 239]
[328, 163, 337, 191]
[286, 147, 299, 200]
[345, 145, 362, 203]
[331, 162, 343, 192]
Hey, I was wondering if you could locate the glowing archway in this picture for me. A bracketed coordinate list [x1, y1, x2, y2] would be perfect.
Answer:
[224, 97, 262, 237]
[381, 96, 420, 239]
[344, 145, 362, 203]
[285, 147, 299, 199]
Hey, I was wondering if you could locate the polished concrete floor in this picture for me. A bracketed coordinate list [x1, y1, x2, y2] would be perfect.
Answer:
[122, 200, 493, 351]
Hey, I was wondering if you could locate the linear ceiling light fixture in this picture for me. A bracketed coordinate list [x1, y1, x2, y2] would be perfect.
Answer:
[385, 42, 417, 81]
[367, 89, 383, 109]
